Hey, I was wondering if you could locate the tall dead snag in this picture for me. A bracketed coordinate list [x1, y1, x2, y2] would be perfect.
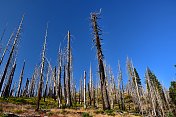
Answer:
[63, 65, 67, 104]
[57, 48, 62, 108]
[89, 63, 94, 106]
[0, 32, 14, 66]
[90, 12, 110, 110]
[79, 78, 83, 104]
[23, 78, 29, 97]
[16, 60, 25, 97]
[83, 71, 87, 109]
[2, 60, 16, 97]
[0, 15, 24, 92]
[36, 24, 48, 111]
[66, 31, 72, 107]
[53, 67, 57, 101]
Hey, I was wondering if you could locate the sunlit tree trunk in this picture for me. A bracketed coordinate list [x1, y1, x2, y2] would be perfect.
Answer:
[90, 12, 110, 110]
[36, 24, 48, 111]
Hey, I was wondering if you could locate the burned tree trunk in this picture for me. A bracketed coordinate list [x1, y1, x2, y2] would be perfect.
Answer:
[57, 49, 62, 108]
[83, 71, 86, 109]
[66, 31, 72, 107]
[36, 24, 47, 111]
[23, 78, 29, 97]
[63, 65, 67, 104]
[90, 12, 110, 110]
[2, 61, 16, 97]
[0, 32, 14, 66]
[0, 15, 24, 92]
[16, 60, 25, 97]
[53, 67, 57, 101]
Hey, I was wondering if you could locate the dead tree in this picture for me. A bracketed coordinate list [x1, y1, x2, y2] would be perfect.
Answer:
[57, 48, 62, 108]
[0, 15, 24, 92]
[53, 67, 57, 101]
[16, 60, 25, 97]
[2, 60, 16, 97]
[0, 32, 14, 66]
[90, 12, 110, 110]
[79, 78, 83, 104]
[36, 24, 48, 111]
[23, 78, 29, 97]
[66, 31, 72, 107]
[146, 68, 157, 116]
[83, 71, 86, 109]
[29, 67, 38, 97]
[89, 63, 93, 106]
[63, 65, 67, 104]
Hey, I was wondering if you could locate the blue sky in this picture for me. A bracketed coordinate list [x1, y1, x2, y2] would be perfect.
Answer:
[0, 0, 176, 89]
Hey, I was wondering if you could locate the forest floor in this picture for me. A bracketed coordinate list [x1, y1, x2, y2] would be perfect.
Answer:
[0, 97, 141, 117]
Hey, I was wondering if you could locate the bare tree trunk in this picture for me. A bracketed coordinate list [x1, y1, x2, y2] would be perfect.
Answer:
[53, 67, 57, 101]
[16, 60, 25, 97]
[90, 12, 110, 110]
[0, 32, 14, 66]
[63, 65, 67, 105]
[36, 24, 47, 111]
[23, 78, 29, 97]
[57, 50, 62, 108]
[146, 68, 157, 116]
[2, 61, 16, 97]
[66, 31, 72, 107]
[83, 71, 86, 109]
[0, 15, 24, 92]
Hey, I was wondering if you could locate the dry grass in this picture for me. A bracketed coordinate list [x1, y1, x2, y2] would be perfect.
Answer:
[0, 102, 141, 117]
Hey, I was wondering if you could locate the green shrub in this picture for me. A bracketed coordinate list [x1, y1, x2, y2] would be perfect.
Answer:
[104, 109, 115, 116]
[167, 112, 174, 117]
[14, 109, 25, 114]
[94, 109, 104, 114]
[82, 112, 92, 117]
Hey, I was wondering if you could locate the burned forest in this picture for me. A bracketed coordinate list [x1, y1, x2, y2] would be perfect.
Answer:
[0, 11, 176, 117]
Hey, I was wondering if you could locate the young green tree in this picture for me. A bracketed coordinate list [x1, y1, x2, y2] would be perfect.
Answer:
[169, 81, 176, 105]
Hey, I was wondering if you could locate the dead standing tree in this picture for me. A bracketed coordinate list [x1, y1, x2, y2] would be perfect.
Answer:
[66, 31, 72, 107]
[36, 24, 48, 111]
[16, 60, 25, 97]
[0, 15, 24, 92]
[90, 12, 110, 110]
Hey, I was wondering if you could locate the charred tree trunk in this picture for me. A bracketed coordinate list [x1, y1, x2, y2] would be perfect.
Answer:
[66, 31, 72, 107]
[0, 32, 14, 66]
[63, 65, 67, 105]
[53, 67, 57, 101]
[2, 61, 16, 97]
[90, 12, 110, 110]
[36, 24, 47, 111]
[0, 15, 24, 92]
[23, 78, 29, 97]
[57, 50, 62, 108]
[83, 71, 86, 109]
[16, 60, 25, 97]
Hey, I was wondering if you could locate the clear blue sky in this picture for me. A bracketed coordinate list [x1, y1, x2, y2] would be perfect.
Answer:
[0, 0, 176, 89]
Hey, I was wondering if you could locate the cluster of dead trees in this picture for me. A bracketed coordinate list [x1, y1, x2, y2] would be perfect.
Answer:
[0, 12, 176, 116]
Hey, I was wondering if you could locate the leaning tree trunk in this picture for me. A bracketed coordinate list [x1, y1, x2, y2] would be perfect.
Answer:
[0, 32, 14, 66]
[2, 61, 16, 97]
[90, 12, 110, 110]
[36, 24, 47, 111]
[0, 15, 24, 92]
